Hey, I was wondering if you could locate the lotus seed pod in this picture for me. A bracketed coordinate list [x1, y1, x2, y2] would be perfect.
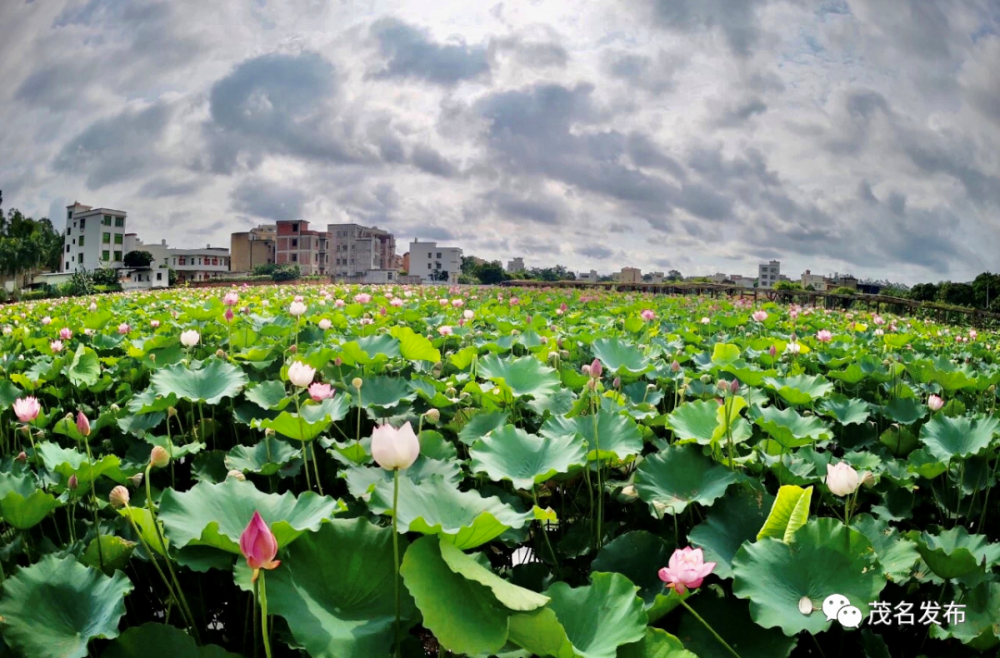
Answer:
[445, 386, 457, 397]
[150, 446, 170, 468]
[424, 409, 441, 423]
[167, 406, 178, 417]
[352, 377, 363, 389]
[216, 349, 225, 358]
[265, 428, 276, 437]
[560, 350, 570, 359]
[109, 486, 130, 508]
[128, 473, 144, 487]
[227, 469, 246, 482]
[700, 374, 712, 384]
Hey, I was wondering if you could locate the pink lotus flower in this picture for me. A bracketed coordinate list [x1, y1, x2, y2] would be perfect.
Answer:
[335, 299, 346, 308]
[318, 319, 332, 330]
[509, 297, 520, 306]
[768, 344, 777, 357]
[928, 394, 944, 411]
[463, 310, 474, 320]
[308, 382, 334, 402]
[658, 547, 716, 594]
[240, 511, 281, 582]
[641, 309, 656, 321]
[223, 292, 239, 306]
[439, 298, 449, 306]
[13, 397, 40, 423]
[700, 317, 710, 324]
[42, 316, 51, 325]
[77, 411, 91, 437]
[590, 359, 603, 379]
[390, 299, 404, 307]
[370, 422, 420, 470]
[873, 315, 885, 325]
[50, 340, 64, 353]
[970, 330, 978, 340]
[151, 320, 161, 328]
[452, 299, 464, 308]
[118, 323, 130, 335]
[224, 308, 234, 323]
[355, 293, 372, 304]
[438, 325, 453, 336]
[752, 310, 768, 322]
[59, 328, 72, 340]
[826, 462, 860, 496]
[294, 295, 304, 302]
[816, 330, 833, 342]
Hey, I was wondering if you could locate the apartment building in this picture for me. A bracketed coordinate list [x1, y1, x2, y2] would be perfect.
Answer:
[62, 202, 128, 273]
[578, 270, 599, 282]
[328, 223, 396, 279]
[758, 260, 781, 288]
[275, 220, 328, 275]
[123, 235, 231, 285]
[616, 267, 642, 284]
[507, 257, 525, 273]
[231, 225, 276, 273]
[801, 269, 826, 289]
[408, 239, 462, 284]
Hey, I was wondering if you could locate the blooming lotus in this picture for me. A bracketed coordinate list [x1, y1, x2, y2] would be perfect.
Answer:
[335, 299, 346, 308]
[451, 299, 464, 308]
[180, 330, 200, 347]
[240, 511, 281, 582]
[641, 309, 656, 321]
[223, 292, 239, 306]
[658, 547, 716, 594]
[13, 397, 40, 423]
[752, 310, 768, 322]
[289, 301, 307, 317]
[355, 293, 372, 304]
[308, 382, 334, 401]
[318, 318, 332, 330]
[42, 316, 51, 325]
[370, 422, 420, 470]
[463, 310, 474, 320]
[928, 394, 944, 411]
[287, 361, 316, 388]
[390, 299, 404, 307]
[438, 325, 453, 336]
[826, 462, 860, 497]
[700, 317, 710, 324]
[118, 323, 130, 335]
[59, 328, 72, 340]
[816, 330, 832, 342]
[50, 340, 64, 353]
[151, 320, 161, 328]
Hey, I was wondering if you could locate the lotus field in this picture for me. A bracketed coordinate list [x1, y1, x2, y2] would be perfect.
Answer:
[2, 285, 1000, 658]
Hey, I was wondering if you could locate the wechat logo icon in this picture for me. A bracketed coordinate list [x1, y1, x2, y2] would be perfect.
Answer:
[823, 594, 863, 629]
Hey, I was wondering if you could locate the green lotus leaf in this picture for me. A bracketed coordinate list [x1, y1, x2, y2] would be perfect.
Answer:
[678, 592, 797, 658]
[250, 395, 351, 441]
[591, 338, 650, 373]
[390, 325, 440, 362]
[617, 628, 697, 658]
[102, 622, 239, 658]
[151, 360, 248, 404]
[665, 400, 719, 444]
[158, 478, 344, 554]
[80, 535, 136, 576]
[0, 471, 60, 529]
[762, 374, 834, 405]
[120, 506, 169, 557]
[508, 572, 647, 658]
[224, 437, 299, 476]
[265, 518, 416, 658]
[68, 344, 101, 388]
[827, 363, 867, 385]
[243, 381, 292, 410]
[879, 424, 920, 457]
[733, 518, 885, 636]
[469, 424, 587, 489]
[479, 354, 561, 399]
[633, 445, 737, 517]
[689, 487, 775, 578]
[354, 334, 402, 361]
[439, 541, 550, 611]
[756, 485, 813, 543]
[754, 406, 832, 448]
[919, 413, 999, 461]
[344, 457, 462, 500]
[540, 410, 643, 461]
[458, 411, 511, 445]
[927, 582, 1000, 650]
[909, 526, 1000, 580]
[0, 378, 24, 407]
[591, 531, 678, 620]
[0, 555, 133, 658]
[368, 475, 536, 549]
[356, 375, 417, 408]
[882, 397, 926, 425]
[819, 395, 871, 425]
[711, 343, 741, 367]
[36, 442, 128, 486]
[849, 514, 919, 583]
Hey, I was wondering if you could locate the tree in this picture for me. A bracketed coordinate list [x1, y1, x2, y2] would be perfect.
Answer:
[0, 208, 64, 287]
[774, 280, 802, 291]
[430, 269, 450, 282]
[667, 270, 683, 281]
[937, 281, 975, 307]
[909, 282, 938, 302]
[473, 261, 507, 285]
[972, 272, 1000, 310]
[123, 250, 154, 268]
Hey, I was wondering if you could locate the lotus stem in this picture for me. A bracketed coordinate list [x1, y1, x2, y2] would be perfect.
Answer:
[125, 509, 186, 628]
[81, 431, 105, 572]
[678, 598, 742, 658]
[591, 393, 603, 550]
[392, 468, 402, 658]
[294, 395, 312, 493]
[258, 571, 273, 658]
[533, 488, 560, 572]
[310, 441, 323, 495]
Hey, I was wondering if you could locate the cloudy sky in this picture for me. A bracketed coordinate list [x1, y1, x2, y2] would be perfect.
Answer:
[2, 0, 999, 284]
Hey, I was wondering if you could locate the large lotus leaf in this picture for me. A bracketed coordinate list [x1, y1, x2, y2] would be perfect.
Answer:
[618, 628, 697, 658]
[732, 518, 885, 636]
[390, 325, 441, 362]
[469, 425, 587, 489]
[36, 442, 128, 486]
[909, 526, 1000, 580]
[678, 593, 797, 658]
[882, 397, 926, 425]
[819, 395, 871, 425]
[849, 514, 919, 582]
[919, 414, 999, 461]
[508, 572, 647, 658]
[0, 471, 60, 529]
[479, 354, 561, 399]
[81, 535, 136, 576]
[0, 378, 24, 407]
[356, 376, 417, 409]
[0, 555, 133, 658]
[368, 475, 537, 549]
[120, 506, 169, 557]
[633, 445, 737, 517]
[151, 360, 248, 404]
[928, 582, 1000, 650]
[591, 338, 650, 373]
[540, 410, 643, 461]
[243, 381, 292, 410]
[158, 478, 343, 554]
[265, 518, 416, 658]
[458, 411, 510, 445]
[827, 364, 867, 385]
[344, 457, 462, 500]
[762, 374, 834, 405]
[755, 485, 813, 543]
[711, 343, 741, 367]
[754, 406, 832, 448]
[68, 344, 101, 388]
[665, 400, 719, 444]
[592, 531, 678, 619]
[102, 622, 239, 658]
[224, 437, 299, 476]
[251, 395, 351, 441]
[689, 487, 775, 578]
[401, 537, 549, 656]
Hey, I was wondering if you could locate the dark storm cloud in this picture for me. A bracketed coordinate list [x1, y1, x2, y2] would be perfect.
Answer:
[370, 18, 491, 85]
[482, 189, 566, 225]
[576, 245, 615, 260]
[53, 102, 173, 189]
[410, 145, 459, 177]
[230, 179, 307, 221]
[625, 133, 686, 180]
[643, 0, 770, 56]
[602, 50, 677, 94]
[138, 177, 207, 199]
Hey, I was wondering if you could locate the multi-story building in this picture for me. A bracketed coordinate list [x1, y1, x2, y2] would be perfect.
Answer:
[617, 267, 642, 284]
[578, 270, 599, 282]
[62, 202, 128, 273]
[648, 271, 665, 283]
[327, 223, 396, 279]
[275, 220, 328, 276]
[758, 260, 781, 288]
[408, 239, 462, 284]
[402, 252, 410, 273]
[123, 235, 231, 285]
[507, 257, 525, 273]
[231, 225, 276, 273]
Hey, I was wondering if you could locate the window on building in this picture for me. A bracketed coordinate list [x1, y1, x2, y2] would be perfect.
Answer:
[65, 245, 70, 253]
[157, 272, 162, 281]
[437, 252, 442, 258]
[103, 215, 112, 226]
[80, 218, 86, 230]
[291, 238, 298, 247]
[103, 232, 111, 243]
[292, 223, 299, 232]
[291, 253, 298, 262]
[427, 263, 432, 269]
[114, 234, 123, 244]
[113, 251, 122, 261]
[102, 250, 110, 261]
[79, 236, 85, 246]
[67, 209, 72, 220]
[114, 217, 124, 227]
[179, 257, 186, 266]
[78, 254, 84, 263]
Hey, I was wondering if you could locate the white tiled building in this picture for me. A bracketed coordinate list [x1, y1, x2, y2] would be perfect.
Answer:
[123, 235, 230, 285]
[408, 239, 462, 284]
[62, 202, 128, 273]
[758, 260, 781, 288]
[328, 223, 396, 279]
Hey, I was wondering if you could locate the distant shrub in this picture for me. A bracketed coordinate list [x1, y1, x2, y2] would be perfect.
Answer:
[271, 264, 301, 282]
[832, 287, 857, 295]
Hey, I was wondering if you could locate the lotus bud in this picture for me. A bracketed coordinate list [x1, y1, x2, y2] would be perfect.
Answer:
[730, 379, 740, 394]
[990, 384, 996, 394]
[150, 446, 170, 468]
[768, 344, 777, 357]
[288, 344, 298, 353]
[352, 377, 363, 389]
[264, 427, 276, 437]
[424, 409, 441, 423]
[445, 386, 457, 397]
[582, 364, 591, 375]
[109, 485, 130, 508]
[334, 357, 343, 367]
[216, 349, 225, 358]
[590, 359, 603, 379]
[613, 377, 621, 389]
[128, 473, 144, 487]
[110, 404, 120, 412]
[860, 471, 876, 489]
[671, 360, 681, 373]
[825, 462, 860, 497]
[560, 350, 570, 359]
[150, 353, 156, 362]
[647, 384, 657, 391]
[167, 406, 178, 417]
[587, 378, 598, 391]
[790, 333, 797, 342]
[15, 451, 26, 463]
[228, 469, 247, 481]
[68, 474, 78, 490]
